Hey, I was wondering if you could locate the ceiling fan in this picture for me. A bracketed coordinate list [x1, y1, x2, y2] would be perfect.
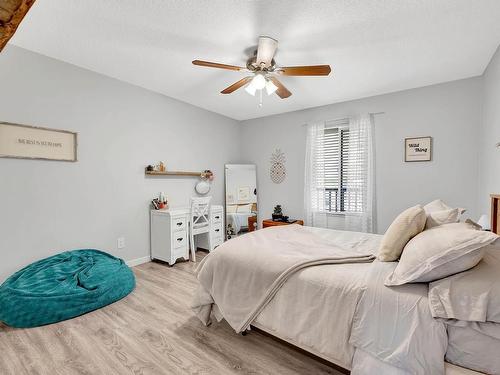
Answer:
[192, 36, 331, 104]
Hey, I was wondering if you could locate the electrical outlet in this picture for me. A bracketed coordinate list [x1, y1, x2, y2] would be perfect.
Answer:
[117, 237, 125, 249]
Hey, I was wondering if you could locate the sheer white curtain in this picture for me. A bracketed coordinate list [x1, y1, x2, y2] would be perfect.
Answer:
[304, 115, 376, 232]
[304, 121, 327, 227]
[344, 114, 376, 233]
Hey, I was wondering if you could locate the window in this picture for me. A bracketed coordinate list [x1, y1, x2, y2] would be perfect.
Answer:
[305, 115, 374, 231]
[323, 125, 349, 213]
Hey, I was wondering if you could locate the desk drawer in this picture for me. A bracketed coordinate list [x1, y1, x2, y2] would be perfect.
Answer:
[173, 232, 187, 248]
[212, 225, 223, 237]
[211, 212, 223, 224]
[172, 217, 186, 232]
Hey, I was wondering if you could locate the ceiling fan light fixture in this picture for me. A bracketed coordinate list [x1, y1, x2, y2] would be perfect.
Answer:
[251, 73, 266, 90]
[245, 83, 257, 96]
[265, 79, 278, 95]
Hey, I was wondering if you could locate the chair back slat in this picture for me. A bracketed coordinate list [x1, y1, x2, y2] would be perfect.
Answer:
[190, 196, 211, 228]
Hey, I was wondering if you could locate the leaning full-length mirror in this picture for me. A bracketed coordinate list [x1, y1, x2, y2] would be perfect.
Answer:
[225, 164, 257, 239]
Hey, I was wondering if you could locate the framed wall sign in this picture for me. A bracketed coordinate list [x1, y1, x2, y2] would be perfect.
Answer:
[0, 122, 77, 162]
[237, 186, 250, 202]
[405, 136, 432, 162]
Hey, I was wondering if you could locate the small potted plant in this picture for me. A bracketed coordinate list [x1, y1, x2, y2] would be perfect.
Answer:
[272, 205, 283, 221]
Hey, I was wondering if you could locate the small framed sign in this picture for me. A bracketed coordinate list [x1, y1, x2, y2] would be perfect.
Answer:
[405, 136, 432, 162]
[237, 186, 250, 202]
[0, 122, 77, 162]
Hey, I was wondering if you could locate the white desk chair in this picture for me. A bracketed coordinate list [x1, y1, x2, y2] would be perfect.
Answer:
[189, 196, 212, 262]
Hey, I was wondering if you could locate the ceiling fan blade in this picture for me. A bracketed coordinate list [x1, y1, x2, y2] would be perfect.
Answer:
[278, 65, 332, 76]
[192, 60, 245, 71]
[268, 77, 292, 99]
[256, 36, 278, 68]
[221, 77, 253, 94]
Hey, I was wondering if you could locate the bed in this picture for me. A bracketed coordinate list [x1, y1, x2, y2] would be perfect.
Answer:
[193, 220, 499, 374]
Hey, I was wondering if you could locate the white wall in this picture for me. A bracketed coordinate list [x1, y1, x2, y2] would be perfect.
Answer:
[478, 46, 500, 217]
[240, 78, 483, 233]
[0, 45, 240, 282]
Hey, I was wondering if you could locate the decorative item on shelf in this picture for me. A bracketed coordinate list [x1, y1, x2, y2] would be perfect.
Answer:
[157, 162, 166, 172]
[195, 180, 211, 195]
[146, 165, 154, 172]
[405, 136, 432, 162]
[270, 148, 286, 183]
[201, 170, 214, 180]
[196, 170, 213, 195]
[272, 205, 283, 221]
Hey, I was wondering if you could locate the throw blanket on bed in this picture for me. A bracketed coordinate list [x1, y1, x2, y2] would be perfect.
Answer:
[192, 224, 375, 333]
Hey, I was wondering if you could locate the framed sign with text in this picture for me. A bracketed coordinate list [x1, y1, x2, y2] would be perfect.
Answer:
[0, 122, 77, 162]
[405, 136, 432, 162]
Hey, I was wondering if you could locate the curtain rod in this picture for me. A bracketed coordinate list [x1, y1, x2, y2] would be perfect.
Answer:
[302, 112, 386, 127]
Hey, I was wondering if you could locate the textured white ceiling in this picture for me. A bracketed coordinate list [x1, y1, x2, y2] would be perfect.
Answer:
[9, 0, 500, 120]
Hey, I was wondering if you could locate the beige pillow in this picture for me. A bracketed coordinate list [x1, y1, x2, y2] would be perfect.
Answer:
[424, 199, 465, 229]
[226, 205, 237, 213]
[425, 208, 460, 229]
[377, 205, 427, 262]
[385, 222, 498, 286]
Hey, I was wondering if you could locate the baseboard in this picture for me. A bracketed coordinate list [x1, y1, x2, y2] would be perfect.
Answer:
[126, 255, 151, 267]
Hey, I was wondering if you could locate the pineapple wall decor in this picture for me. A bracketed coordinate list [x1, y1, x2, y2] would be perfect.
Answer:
[270, 148, 286, 184]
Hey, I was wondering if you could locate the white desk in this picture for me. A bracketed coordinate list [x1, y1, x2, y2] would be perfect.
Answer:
[150, 205, 224, 265]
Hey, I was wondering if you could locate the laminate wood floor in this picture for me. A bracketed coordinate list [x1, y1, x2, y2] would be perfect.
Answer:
[0, 252, 343, 375]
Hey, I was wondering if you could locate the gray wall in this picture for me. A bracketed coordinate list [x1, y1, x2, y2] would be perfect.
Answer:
[0, 46, 240, 282]
[0, 44, 494, 282]
[240, 78, 483, 233]
[478, 46, 500, 216]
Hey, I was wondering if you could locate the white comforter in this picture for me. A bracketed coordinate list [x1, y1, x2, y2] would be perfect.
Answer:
[193, 226, 450, 375]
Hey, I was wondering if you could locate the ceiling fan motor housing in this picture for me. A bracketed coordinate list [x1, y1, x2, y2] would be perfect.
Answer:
[246, 55, 276, 72]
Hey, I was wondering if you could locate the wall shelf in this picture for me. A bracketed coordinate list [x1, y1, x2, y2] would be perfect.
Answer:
[145, 170, 201, 177]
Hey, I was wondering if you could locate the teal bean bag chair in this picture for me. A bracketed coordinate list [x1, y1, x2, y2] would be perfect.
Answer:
[0, 249, 135, 328]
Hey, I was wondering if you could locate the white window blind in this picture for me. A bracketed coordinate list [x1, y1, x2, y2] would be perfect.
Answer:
[322, 120, 350, 212]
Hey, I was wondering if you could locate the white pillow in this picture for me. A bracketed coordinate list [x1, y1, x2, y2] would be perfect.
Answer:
[377, 205, 427, 262]
[236, 204, 252, 213]
[226, 205, 237, 213]
[428, 240, 500, 323]
[385, 222, 498, 286]
[424, 199, 465, 229]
